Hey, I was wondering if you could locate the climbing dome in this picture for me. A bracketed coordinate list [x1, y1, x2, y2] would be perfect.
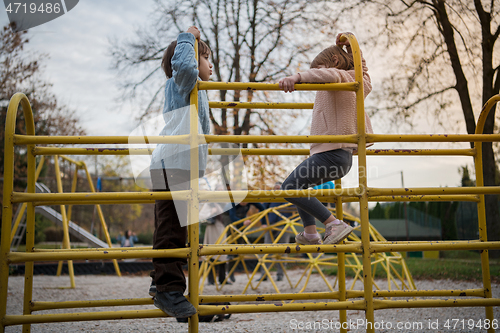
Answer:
[200, 203, 415, 295]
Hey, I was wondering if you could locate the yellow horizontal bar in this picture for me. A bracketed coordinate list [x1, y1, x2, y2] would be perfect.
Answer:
[372, 289, 484, 298]
[38, 200, 156, 206]
[367, 133, 500, 143]
[35, 147, 311, 157]
[372, 298, 500, 310]
[34, 246, 153, 252]
[199, 243, 362, 255]
[15, 133, 500, 147]
[34, 147, 143, 156]
[197, 300, 365, 316]
[203, 134, 359, 144]
[14, 134, 189, 145]
[371, 241, 500, 253]
[31, 298, 153, 311]
[11, 191, 190, 204]
[209, 101, 314, 109]
[364, 195, 480, 203]
[198, 188, 362, 203]
[7, 248, 190, 263]
[366, 148, 475, 156]
[13, 193, 482, 206]
[4, 299, 366, 326]
[200, 292, 341, 303]
[3, 309, 167, 326]
[225, 194, 480, 203]
[200, 288, 484, 303]
[33, 147, 476, 157]
[27, 288, 486, 311]
[368, 186, 500, 196]
[199, 81, 359, 92]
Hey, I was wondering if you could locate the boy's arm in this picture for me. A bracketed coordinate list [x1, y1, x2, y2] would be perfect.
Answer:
[171, 32, 199, 98]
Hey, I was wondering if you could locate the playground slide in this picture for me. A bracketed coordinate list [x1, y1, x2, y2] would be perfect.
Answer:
[34, 206, 109, 248]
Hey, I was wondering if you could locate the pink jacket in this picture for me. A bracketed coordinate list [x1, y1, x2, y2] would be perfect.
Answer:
[298, 53, 373, 155]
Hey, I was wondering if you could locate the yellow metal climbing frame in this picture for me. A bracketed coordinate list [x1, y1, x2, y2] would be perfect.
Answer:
[198, 203, 416, 295]
[2, 33, 500, 333]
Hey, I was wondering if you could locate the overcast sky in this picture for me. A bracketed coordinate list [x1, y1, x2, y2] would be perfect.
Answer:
[0, 1, 474, 191]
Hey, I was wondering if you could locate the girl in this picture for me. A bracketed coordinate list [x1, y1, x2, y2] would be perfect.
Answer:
[279, 32, 373, 245]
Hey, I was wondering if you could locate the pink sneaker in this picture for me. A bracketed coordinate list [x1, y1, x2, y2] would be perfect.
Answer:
[323, 221, 353, 244]
[295, 231, 323, 245]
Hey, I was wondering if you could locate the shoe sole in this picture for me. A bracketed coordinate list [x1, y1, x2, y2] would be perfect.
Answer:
[323, 225, 354, 245]
[153, 297, 197, 318]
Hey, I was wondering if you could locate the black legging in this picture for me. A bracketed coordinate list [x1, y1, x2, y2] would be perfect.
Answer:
[281, 149, 352, 227]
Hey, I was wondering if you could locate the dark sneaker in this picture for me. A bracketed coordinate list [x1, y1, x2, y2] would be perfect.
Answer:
[276, 274, 283, 282]
[154, 291, 197, 318]
[149, 279, 156, 297]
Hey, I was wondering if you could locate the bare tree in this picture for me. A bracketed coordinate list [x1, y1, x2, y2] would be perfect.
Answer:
[333, 0, 500, 245]
[110, 0, 338, 187]
[0, 24, 85, 205]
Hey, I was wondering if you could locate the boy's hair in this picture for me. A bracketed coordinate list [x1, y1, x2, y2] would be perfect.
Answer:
[310, 45, 354, 71]
[161, 39, 211, 78]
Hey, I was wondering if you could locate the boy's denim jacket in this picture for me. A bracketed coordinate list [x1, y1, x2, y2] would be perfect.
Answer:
[150, 33, 210, 173]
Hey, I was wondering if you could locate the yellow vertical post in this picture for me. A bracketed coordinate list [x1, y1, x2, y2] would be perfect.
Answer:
[335, 179, 347, 333]
[2, 94, 31, 332]
[344, 33, 374, 331]
[188, 40, 200, 333]
[22, 122, 36, 333]
[1, 94, 36, 332]
[82, 164, 121, 276]
[54, 156, 76, 288]
[473, 95, 499, 333]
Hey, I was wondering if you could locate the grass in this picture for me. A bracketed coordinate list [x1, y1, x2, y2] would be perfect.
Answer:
[321, 254, 500, 282]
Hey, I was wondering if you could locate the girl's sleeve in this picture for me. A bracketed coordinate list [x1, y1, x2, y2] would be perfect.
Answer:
[298, 68, 342, 83]
[171, 33, 199, 98]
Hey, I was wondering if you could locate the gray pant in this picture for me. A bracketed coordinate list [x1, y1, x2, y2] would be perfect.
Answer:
[282, 149, 352, 227]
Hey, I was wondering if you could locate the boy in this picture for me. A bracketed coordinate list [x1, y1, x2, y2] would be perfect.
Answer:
[149, 26, 212, 318]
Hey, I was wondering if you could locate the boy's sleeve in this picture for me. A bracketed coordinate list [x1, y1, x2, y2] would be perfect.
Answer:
[171, 32, 199, 98]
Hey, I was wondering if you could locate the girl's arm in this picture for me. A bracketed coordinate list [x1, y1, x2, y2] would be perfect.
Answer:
[171, 27, 200, 98]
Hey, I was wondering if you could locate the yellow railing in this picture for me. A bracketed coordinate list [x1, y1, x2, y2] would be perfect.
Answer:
[1, 33, 500, 333]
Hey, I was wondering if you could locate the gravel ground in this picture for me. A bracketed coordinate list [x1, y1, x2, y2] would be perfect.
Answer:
[4, 271, 499, 333]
